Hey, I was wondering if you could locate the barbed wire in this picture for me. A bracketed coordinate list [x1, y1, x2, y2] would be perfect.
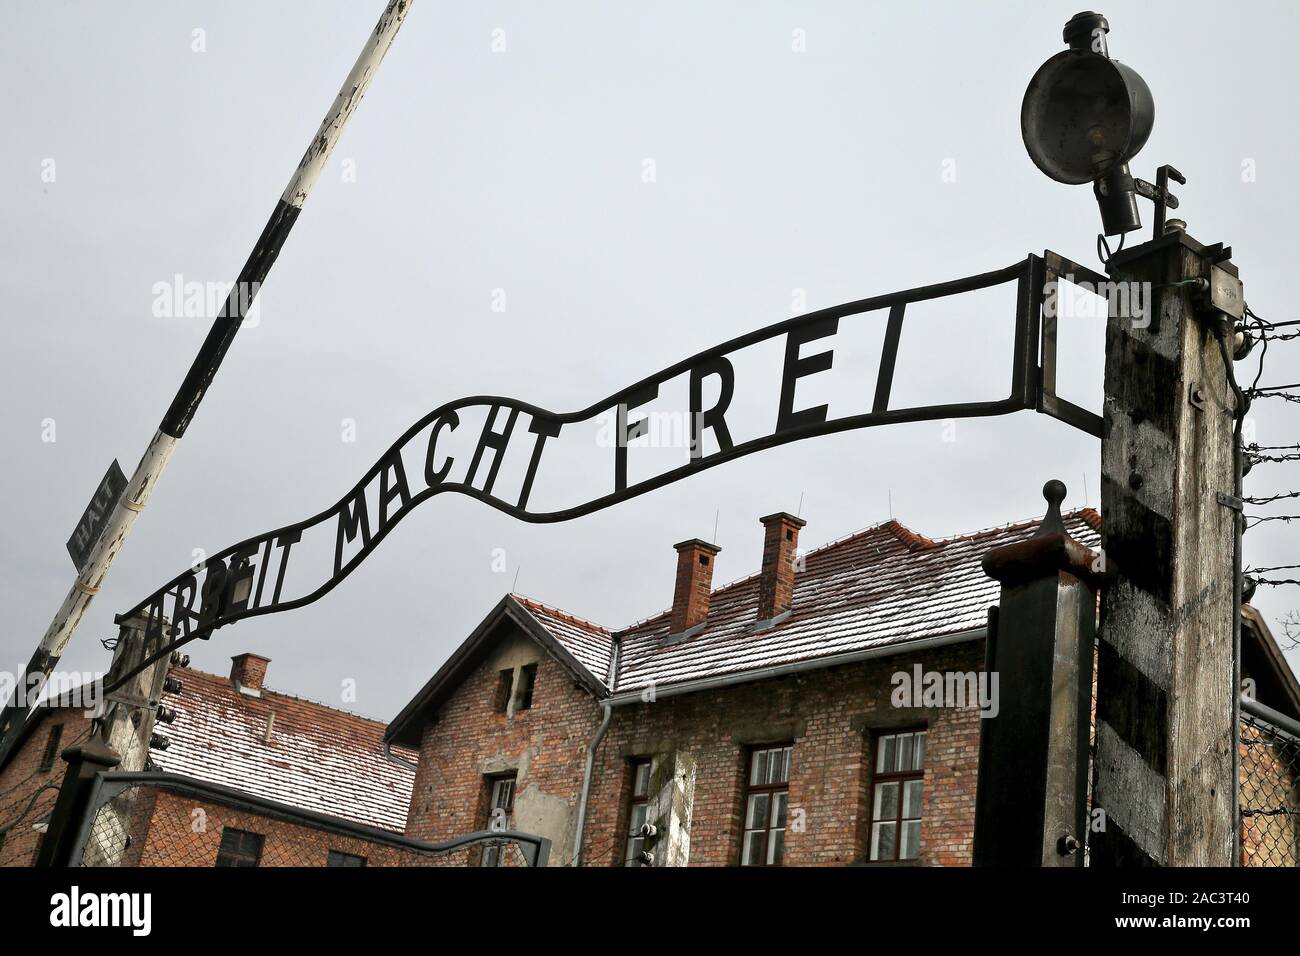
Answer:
[0, 782, 59, 837]
[1244, 490, 1300, 505]
[1246, 514, 1300, 529]
[1245, 443, 1300, 465]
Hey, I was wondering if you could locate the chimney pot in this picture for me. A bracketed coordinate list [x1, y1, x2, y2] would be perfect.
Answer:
[230, 653, 271, 694]
[757, 512, 806, 623]
[670, 539, 721, 636]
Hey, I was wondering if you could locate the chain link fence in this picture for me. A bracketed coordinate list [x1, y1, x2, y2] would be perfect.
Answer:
[72, 776, 545, 868]
[1240, 713, 1300, 866]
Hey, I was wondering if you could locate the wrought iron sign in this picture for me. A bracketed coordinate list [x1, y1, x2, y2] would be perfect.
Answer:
[117, 253, 1097, 653]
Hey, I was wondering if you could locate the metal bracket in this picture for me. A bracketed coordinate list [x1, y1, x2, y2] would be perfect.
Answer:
[1134, 164, 1185, 240]
[1216, 492, 1243, 512]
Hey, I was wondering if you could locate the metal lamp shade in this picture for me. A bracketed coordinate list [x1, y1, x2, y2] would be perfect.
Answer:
[1021, 49, 1154, 185]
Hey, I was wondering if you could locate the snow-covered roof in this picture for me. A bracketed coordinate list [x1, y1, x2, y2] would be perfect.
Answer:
[153, 666, 415, 833]
[387, 511, 1102, 745]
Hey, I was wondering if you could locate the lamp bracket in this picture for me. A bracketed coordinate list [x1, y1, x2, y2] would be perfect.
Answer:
[1134, 164, 1186, 239]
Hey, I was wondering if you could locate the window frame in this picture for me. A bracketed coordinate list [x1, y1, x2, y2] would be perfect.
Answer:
[480, 771, 518, 867]
[326, 849, 367, 867]
[740, 743, 793, 867]
[492, 669, 513, 714]
[39, 723, 64, 772]
[516, 663, 538, 711]
[623, 758, 654, 866]
[214, 827, 265, 868]
[867, 728, 927, 864]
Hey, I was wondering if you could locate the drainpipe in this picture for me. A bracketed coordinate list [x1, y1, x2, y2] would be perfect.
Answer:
[572, 640, 619, 866]
[384, 740, 419, 772]
[571, 703, 612, 866]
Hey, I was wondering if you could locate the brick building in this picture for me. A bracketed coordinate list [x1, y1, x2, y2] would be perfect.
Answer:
[4, 508, 1296, 867]
[387, 508, 1300, 867]
[0, 653, 422, 867]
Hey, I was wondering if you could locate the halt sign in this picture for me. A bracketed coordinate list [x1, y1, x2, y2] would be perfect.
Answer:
[66, 460, 127, 573]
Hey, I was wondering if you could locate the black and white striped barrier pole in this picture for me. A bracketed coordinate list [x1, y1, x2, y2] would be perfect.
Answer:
[0, 0, 415, 763]
[1092, 224, 1242, 866]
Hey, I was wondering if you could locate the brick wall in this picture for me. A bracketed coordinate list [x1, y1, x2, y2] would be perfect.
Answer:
[0, 709, 93, 867]
[403, 628, 604, 866]
[404, 633, 986, 866]
[583, 642, 983, 867]
[125, 788, 434, 867]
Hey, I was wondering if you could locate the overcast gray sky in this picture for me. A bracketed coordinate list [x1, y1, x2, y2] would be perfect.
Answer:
[2, 0, 1296, 722]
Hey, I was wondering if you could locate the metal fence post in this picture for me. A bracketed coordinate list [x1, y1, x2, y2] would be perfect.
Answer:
[33, 738, 120, 867]
[973, 480, 1100, 866]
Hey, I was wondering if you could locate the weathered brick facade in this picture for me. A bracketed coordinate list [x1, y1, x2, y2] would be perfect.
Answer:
[121, 788, 434, 867]
[402, 628, 984, 866]
[404, 630, 601, 865]
[0, 709, 92, 867]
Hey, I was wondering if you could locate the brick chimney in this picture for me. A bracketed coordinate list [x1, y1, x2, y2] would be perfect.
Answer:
[230, 653, 270, 694]
[757, 512, 805, 623]
[670, 539, 721, 636]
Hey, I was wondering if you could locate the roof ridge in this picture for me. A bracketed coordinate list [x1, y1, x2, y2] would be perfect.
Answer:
[516, 509, 1103, 642]
[882, 518, 940, 551]
[173, 665, 412, 740]
[511, 593, 612, 635]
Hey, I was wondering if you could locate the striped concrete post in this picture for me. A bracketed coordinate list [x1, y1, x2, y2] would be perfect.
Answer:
[0, 0, 415, 765]
[1092, 226, 1240, 866]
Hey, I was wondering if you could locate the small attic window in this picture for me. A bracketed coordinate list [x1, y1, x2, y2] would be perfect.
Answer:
[786, 529, 794, 542]
[517, 664, 538, 711]
[699, 554, 709, 566]
[493, 669, 513, 714]
[39, 724, 64, 771]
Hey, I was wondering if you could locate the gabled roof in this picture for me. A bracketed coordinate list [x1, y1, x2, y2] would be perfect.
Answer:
[512, 595, 614, 683]
[154, 666, 417, 832]
[610, 512, 1100, 695]
[387, 506, 1300, 744]
[387, 511, 1099, 740]
[385, 594, 613, 748]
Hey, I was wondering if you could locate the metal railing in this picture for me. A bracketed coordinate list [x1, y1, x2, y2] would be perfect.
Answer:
[71, 771, 549, 868]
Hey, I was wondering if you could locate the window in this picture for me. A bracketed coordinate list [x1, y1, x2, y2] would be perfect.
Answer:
[868, 729, 926, 862]
[481, 773, 517, 867]
[493, 669, 513, 713]
[741, 744, 792, 866]
[623, 759, 653, 866]
[214, 827, 264, 867]
[326, 850, 367, 867]
[39, 724, 64, 772]
[516, 664, 537, 711]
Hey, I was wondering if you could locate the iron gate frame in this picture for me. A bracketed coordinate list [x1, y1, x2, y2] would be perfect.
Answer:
[67, 769, 551, 868]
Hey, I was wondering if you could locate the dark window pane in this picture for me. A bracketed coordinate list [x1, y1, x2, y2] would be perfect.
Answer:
[215, 828, 264, 868]
[326, 850, 366, 867]
[40, 724, 64, 771]
[493, 669, 513, 713]
[877, 735, 896, 773]
[746, 793, 770, 830]
[632, 760, 652, 797]
[518, 664, 537, 710]
[901, 821, 921, 860]
[871, 821, 897, 861]
[768, 828, 785, 865]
